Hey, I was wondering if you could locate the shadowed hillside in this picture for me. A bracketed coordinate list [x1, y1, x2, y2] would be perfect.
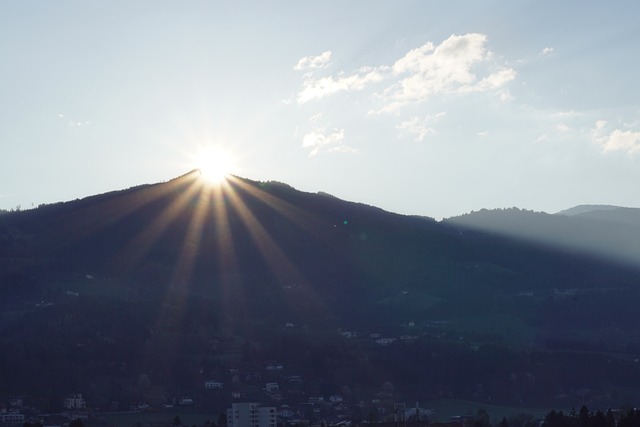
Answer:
[2, 173, 640, 411]
[445, 206, 640, 268]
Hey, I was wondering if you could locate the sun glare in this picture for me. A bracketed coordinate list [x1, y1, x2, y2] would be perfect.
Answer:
[196, 148, 235, 184]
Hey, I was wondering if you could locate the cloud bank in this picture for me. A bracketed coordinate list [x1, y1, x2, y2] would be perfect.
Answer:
[294, 33, 516, 112]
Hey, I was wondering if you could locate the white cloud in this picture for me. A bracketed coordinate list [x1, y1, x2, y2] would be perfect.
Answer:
[592, 120, 640, 154]
[383, 34, 516, 111]
[308, 113, 323, 123]
[599, 130, 640, 153]
[542, 47, 554, 54]
[396, 112, 446, 142]
[297, 66, 387, 104]
[499, 90, 514, 102]
[302, 128, 354, 156]
[477, 131, 489, 137]
[295, 33, 515, 110]
[556, 123, 571, 132]
[294, 50, 332, 70]
[328, 145, 358, 154]
[57, 113, 64, 118]
[459, 68, 517, 93]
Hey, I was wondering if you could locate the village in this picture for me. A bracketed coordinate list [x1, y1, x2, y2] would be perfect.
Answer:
[0, 327, 442, 427]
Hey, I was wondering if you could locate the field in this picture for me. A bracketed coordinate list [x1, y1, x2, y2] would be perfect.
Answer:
[425, 398, 550, 423]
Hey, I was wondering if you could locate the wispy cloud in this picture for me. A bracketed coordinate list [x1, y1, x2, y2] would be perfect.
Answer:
[499, 90, 514, 102]
[294, 34, 515, 112]
[396, 112, 446, 142]
[294, 50, 332, 70]
[302, 128, 355, 156]
[297, 66, 387, 104]
[592, 120, 640, 154]
[542, 47, 554, 54]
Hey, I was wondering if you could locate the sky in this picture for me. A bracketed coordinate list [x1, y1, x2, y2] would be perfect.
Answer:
[2, 1, 640, 220]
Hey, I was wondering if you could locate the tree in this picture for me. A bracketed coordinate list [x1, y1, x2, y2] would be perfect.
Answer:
[579, 406, 590, 427]
[475, 409, 491, 427]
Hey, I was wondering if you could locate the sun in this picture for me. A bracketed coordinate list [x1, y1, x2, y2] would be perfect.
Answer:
[195, 147, 235, 184]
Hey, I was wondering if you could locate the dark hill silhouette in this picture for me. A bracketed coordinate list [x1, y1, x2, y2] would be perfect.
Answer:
[2, 173, 640, 410]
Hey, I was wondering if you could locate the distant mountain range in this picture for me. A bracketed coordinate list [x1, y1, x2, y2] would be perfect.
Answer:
[2, 172, 640, 412]
[445, 204, 640, 268]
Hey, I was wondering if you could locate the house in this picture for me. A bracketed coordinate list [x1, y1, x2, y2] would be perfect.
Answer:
[278, 405, 294, 419]
[205, 380, 224, 389]
[0, 412, 25, 424]
[329, 395, 343, 404]
[63, 394, 86, 410]
[227, 402, 276, 427]
[177, 396, 194, 405]
[264, 383, 279, 393]
[265, 363, 283, 371]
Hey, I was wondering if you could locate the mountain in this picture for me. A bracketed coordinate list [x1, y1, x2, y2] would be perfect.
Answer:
[555, 204, 620, 216]
[2, 173, 640, 413]
[445, 206, 640, 268]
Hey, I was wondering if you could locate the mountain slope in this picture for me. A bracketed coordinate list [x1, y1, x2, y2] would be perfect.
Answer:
[445, 206, 640, 268]
[2, 174, 640, 410]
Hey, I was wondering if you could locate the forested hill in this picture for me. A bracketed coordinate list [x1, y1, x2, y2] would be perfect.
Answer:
[2, 172, 640, 410]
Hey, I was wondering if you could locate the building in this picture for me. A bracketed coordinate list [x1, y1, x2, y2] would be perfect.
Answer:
[227, 402, 276, 427]
[63, 394, 86, 409]
[0, 411, 25, 424]
[205, 380, 224, 389]
[264, 383, 279, 393]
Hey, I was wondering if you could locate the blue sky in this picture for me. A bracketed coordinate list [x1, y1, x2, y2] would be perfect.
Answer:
[2, 1, 640, 219]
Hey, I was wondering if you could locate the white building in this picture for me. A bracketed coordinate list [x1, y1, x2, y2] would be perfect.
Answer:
[329, 394, 343, 403]
[205, 380, 224, 389]
[227, 403, 276, 427]
[63, 394, 86, 409]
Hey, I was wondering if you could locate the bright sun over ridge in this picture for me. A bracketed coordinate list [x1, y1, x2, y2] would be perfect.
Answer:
[194, 148, 235, 184]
